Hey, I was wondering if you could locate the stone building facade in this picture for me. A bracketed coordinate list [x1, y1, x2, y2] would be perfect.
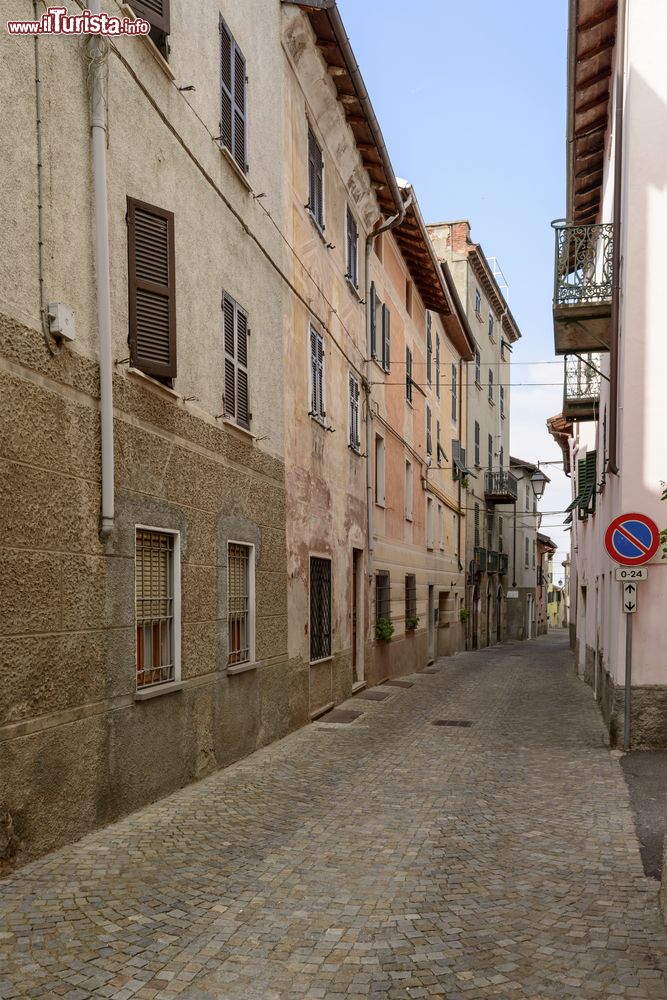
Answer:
[502, 457, 548, 641]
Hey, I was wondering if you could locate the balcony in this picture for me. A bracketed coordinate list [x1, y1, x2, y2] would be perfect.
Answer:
[473, 546, 487, 572]
[484, 470, 518, 504]
[498, 552, 509, 576]
[552, 221, 613, 354]
[487, 550, 499, 573]
[563, 353, 601, 422]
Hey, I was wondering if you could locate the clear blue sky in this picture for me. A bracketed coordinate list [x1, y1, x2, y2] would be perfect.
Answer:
[338, 0, 572, 568]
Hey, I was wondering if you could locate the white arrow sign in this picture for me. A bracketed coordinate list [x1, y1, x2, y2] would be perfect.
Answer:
[623, 582, 638, 613]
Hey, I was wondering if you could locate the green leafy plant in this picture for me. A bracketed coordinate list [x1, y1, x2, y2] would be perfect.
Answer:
[405, 614, 420, 631]
[459, 607, 469, 623]
[460, 475, 469, 490]
[375, 617, 394, 642]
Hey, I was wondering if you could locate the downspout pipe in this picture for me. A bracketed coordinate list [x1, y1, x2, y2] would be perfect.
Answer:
[607, 0, 626, 476]
[87, 5, 115, 538]
[364, 191, 413, 583]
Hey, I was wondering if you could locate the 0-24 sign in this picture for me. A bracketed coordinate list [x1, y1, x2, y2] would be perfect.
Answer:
[615, 567, 648, 582]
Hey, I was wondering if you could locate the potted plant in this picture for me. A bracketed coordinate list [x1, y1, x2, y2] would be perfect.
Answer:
[375, 617, 394, 642]
[405, 614, 420, 632]
[459, 607, 469, 624]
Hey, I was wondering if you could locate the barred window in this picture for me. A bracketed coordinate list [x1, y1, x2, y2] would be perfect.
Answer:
[405, 574, 416, 619]
[228, 543, 253, 667]
[426, 497, 434, 550]
[348, 372, 360, 451]
[376, 571, 391, 623]
[135, 528, 178, 690]
[310, 556, 332, 662]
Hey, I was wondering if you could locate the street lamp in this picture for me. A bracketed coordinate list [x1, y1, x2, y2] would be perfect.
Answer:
[530, 469, 548, 499]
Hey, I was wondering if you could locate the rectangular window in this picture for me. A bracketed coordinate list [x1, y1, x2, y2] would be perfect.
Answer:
[406, 346, 413, 402]
[426, 313, 432, 386]
[223, 292, 250, 428]
[375, 435, 385, 506]
[135, 528, 179, 690]
[131, 0, 169, 57]
[500, 384, 505, 419]
[486, 512, 494, 550]
[346, 207, 358, 287]
[406, 279, 413, 316]
[309, 327, 325, 421]
[498, 516, 504, 553]
[474, 421, 480, 466]
[436, 419, 442, 465]
[348, 372, 360, 451]
[405, 460, 413, 520]
[532, 540, 536, 568]
[127, 197, 176, 381]
[219, 16, 247, 172]
[370, 283, 379, 358]
[525, 537, 530, 568]
[451, 363, 457, 422]
[307, 128, 324, 230]
[310, 556, 332, 662]
[381, 303, 391, 372]
[438, 504, 445, 550]
[488, 369, 494, 404]
[435, 334, 440, 398]
[475, 349, 481, 386]
[488, 433, 493, 471]
[228, 542, 254, 667]
[499, 446, 504, 470]
[475, 288, 482, 317]
[426, 497, 434, 549]
[474, 503, 480, 547]
[488, 312, 495, 340]
[376, 571, 391, 623]
[405, 574, 417, 620]
[426, 405, 432, 458]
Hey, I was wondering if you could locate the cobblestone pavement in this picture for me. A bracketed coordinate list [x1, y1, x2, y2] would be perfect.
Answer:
[2, 633, 667, 1000]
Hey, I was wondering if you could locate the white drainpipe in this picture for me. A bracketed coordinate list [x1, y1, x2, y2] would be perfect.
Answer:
[87, 6, 114, 538]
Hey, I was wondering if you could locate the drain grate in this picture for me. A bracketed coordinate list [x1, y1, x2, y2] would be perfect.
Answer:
[432, 719, 474, 728]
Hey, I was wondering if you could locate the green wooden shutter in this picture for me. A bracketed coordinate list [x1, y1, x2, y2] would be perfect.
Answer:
[370, 282, 377, 359]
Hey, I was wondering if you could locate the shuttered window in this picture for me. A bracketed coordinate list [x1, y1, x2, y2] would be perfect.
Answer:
[426, 312, 432, 385]
[451, 363, 457, 422]
[474, 504, 480, 547]
[370, 283, 377, 358]
[222, 292, 250, 429]
[309, 327, 325, 420]
[474, 421, 480, 466]
[426, 405, 432, 458]
[488, 369, 494, 404]
[220, 16, 247, 172]
[475, 349, 481, 386]
[308, 128, 324, 230]
[346, 207, 358, 287]
[130, 1, 169, 55]
[406, 346, 413, 402]
[348, 373, 360, 451]
[381, 304, 391, 372]
[567, 451, 597, 518]
[435, 333, 440, 398]
[127, 198, 176, 381]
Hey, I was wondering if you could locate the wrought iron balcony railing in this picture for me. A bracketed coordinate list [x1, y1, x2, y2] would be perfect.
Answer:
[563, 353, 601, 421]
[553, 221, 613, 307]
[473, 546, 487, 572]
[487, 550, 499, 573]
[484, 470, 518, 504]
[498, 553, 509, 576]
[552, 221, 614, 354]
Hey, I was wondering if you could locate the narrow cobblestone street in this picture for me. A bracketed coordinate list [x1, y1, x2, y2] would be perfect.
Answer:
[2, 633, 667, 1000]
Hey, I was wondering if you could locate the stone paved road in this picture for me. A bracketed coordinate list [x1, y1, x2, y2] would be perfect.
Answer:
[2, 633, 667, 1000]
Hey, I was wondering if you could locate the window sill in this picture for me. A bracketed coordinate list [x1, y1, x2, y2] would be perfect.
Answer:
[309, 412, 327, 428]
[222, 417, 256, 442]
[405, 514, 413, 523]
[120, 6, 176, 80]
[348, 443, 362, 456]
[345, 277, 362, 302]
[127, 367, 180, 399]
[135, 680, 185, 702]
[475, 380, 483, 390]
[227, 660, 257, 676]
[219, 144, 252, 193]
[488, 399, 495, 407]
[310, 655, 333, 667]
[307, 210, 327, 243]
[376, 501, 386, 510]
[406, 398, 414, 409]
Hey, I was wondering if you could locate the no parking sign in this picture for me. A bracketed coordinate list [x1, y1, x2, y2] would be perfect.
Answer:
[604, 513, 660, 567]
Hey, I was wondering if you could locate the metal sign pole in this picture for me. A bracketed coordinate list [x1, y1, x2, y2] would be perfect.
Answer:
[624, 611, 632, 752]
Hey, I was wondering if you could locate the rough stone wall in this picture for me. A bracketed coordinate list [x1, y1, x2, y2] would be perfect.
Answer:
[0, 315, 300, 872]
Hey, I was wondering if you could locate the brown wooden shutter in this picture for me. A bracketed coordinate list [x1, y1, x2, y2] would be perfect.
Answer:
[223, 293, 250, 428]
[127, 197, 176, 380]
[233, 45, 246, 170]
[220, 19, 233, 154]
[236, 307, 250, 428]
[223, 294, 236, 419]
[129, 0, 169, 34]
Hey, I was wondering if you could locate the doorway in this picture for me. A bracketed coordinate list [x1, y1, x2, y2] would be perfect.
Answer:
[352, 548, 364, 683]
[496, 586, 503, 643]
[472, 584, 480, 649]
[427, 585, 435, 662]
[485, 584, 492, 647]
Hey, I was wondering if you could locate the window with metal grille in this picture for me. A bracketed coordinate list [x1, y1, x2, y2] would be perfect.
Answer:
[346, 207, 358, 287]
[223, 292, 250, 428]
[451, 363, 457, 422]
[488, 369, 494, 404]
[426, 313, 432, 385]
[406, 346, 413, 402]
[348, 372, 360, 451]
[130, 1, 169, 58]
[405, 574, 416, 619]
[435, 333, 440, 398]
[309, 327, 325, 421]
[474, 504, 480, 547]
[310, 557, 332, 661]
[228, 543, 253, 666]
[219, 16, 247, 172]
[474, 421, 480, 466]
[426, 405, 432, 457]
[308, 128, 324, 230]
[376, 571, 391, 623]
[127, 198, 176, 382]
[135, 528, 178, 690]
